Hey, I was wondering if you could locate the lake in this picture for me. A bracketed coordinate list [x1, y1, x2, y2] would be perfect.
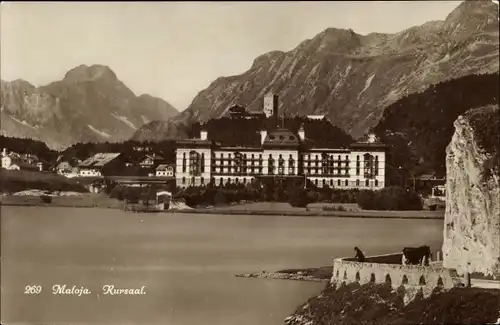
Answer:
[1, 207, 444, 325]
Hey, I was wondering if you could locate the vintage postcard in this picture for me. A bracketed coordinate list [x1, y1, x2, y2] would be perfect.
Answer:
[1, 1, 499, 324]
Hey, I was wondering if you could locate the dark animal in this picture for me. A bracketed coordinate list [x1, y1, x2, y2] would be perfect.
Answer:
[402, 245, 432, 266]
[354, 246, 366, 262]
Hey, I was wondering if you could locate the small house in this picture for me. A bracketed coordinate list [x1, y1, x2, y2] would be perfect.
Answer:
[1, 149, 39, 171]
[78, 152, 122, 177]
[139, 154, 165, 169]
[156, 164, 174, 177]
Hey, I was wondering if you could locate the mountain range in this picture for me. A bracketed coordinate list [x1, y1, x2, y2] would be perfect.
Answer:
[133, 0, 499, 141]
[1, 65, 178, 150]
[2, 1, 498, 148]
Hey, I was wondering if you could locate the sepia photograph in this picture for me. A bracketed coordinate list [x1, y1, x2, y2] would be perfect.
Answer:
[1, 1, 499, 324]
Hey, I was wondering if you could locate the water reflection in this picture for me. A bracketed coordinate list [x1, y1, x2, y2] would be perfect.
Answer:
[1, 207, 443, 325]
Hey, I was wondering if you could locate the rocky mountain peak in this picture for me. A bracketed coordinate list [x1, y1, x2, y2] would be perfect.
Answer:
[134, 0, 498, 142]
[63, 64, 118, 83]
[311, 27, 362, 53]
[251, 50, 285, 69]
[444, 0, 499, 35]
[2, 64, 178, 149]
[1, 79, 36, 91]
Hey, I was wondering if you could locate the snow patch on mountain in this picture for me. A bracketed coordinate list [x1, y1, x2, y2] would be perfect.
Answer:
[358, 73, 376, 99]
[10, 115, 38, 129]
[111, 112, 137, 130]
[87, 125, 111, 138]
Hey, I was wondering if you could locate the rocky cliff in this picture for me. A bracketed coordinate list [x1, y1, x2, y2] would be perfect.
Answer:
[1, 65, 178, 150]
[443, 104, 500, 276]
[284, 282, 500, 325]
[134, 0, 499, 142]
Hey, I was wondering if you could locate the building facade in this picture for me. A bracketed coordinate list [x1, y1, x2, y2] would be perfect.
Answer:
[175, 127, 386, 189]
[78, 153, 122, 177]
[156, 164, 175, 177]
[1, 149, 41, 171]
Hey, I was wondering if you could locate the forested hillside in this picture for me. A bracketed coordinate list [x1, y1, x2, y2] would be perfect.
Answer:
[188, 116, 354, 148]
[372, 72, 499, 180]
[0, 136, 58, 163]
[60, 140, 177, 163]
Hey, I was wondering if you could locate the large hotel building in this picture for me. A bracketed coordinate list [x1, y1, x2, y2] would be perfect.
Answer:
[175, 94, 386, 189]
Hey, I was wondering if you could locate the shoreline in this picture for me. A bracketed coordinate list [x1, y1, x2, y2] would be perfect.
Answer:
[235, 266, 333, 282]
[0, 193, 124, 210]
[236, 266, 500, 283]
[235, 272, 328, 282]
[173, 208, 444, 219]
[1, 195, 444, 219]
[0, 203, 445, 219]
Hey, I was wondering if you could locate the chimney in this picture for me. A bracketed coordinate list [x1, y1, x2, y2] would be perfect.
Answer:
[273, 94, 279, 127]
[200, 128, 208, 141]
[298, 124, 305, 141]
[2, 148, 7, 157]
[260, 129, 268, 145]
[367, 133, 376, 143]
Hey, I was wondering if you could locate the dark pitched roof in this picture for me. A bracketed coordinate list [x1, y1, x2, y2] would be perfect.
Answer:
[176, 139, 214, 148]
[156, 164, 173, 171]
[350, 142, 387, 149]
[141, 154, 164, 161]
[262, 128, 300, 149]
[79, 153, 121, 168]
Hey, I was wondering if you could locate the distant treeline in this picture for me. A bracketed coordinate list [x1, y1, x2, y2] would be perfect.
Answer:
[59, 140, 177, 163]
[188, 116, 355, 148]
[0, 136, 58, 163]
[170, 179, 423, 211]
[373, 72, 500, 180]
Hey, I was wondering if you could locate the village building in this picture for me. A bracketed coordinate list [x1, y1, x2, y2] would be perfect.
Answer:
[225, 104, 265, 120]
[175, 96, 386, 189]
[139, 154, 165, 169]
[306, 115, 326, 120]
[132, 145, 153, 152]
[57, 161, 72, 174]
[156, 164, 175, 177]
[1, 149, 41, 171]
[78, 153, 122, 177]
[54, 161, 79, 177]
[417, 173, 446, 190]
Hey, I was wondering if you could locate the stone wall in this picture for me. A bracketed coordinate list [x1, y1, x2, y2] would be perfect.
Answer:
[331, 254, 462, 304]
[342, 252, 404, 264]
[443, 105, 500, 276]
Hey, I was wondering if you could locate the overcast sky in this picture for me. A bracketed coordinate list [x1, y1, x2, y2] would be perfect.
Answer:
[1, 1, 462, 111]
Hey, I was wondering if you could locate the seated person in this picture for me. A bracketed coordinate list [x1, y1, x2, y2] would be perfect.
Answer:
[354, 246, 366, 262]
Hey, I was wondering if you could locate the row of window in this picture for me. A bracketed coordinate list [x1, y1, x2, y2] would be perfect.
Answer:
[211, 167, 297, 175]
[206, 153, 379, 161]
[186, 152, 380, 161]
[179, 177, 381, 187]
[181, 151, 381, 177]
[309, 178, 380, 187]
[181, 165, 378, 177]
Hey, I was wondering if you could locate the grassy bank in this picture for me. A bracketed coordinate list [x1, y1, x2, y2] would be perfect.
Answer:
[285, 282, 500, 325]
[0, 193, 124, 209]
[0, 169, 88, 193]
[2, 195, 444, 219]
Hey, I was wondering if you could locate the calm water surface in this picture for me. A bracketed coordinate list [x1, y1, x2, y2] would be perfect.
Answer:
[1, 207, 444, 325]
